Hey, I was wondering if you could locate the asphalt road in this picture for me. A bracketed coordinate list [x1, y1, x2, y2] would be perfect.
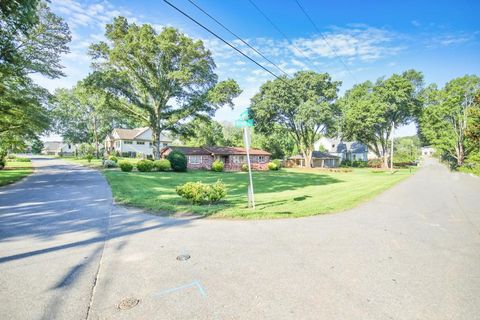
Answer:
[0, 157, 479, 319]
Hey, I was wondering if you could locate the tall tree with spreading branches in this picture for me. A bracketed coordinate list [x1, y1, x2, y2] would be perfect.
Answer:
[88, 17, 241, 159]
[250, 71, 340, 167]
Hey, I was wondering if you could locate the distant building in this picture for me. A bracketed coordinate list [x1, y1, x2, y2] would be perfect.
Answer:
[160, 146, 271, 171]
[41, 141, 77, 156]
[314, 137, 370, 161]
[421, 146, 435, 157]
[285, 151, 341, 168]
[104, 127, 172, 157]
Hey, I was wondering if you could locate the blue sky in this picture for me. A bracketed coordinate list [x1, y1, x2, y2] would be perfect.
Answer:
[35, 0, 480, 137]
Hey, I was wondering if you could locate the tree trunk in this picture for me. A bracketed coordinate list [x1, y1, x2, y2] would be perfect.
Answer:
[152, 127, 162, 160]
[457, 143, 465, 166]
[302, 148, 313, 168]
[92, 114, 99, 158]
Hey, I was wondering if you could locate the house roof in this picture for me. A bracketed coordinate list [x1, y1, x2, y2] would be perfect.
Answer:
[113, 128, 148, 140]
[288, 151, 339, 160]
[161, 146, 271, 156]
[42, 141, 63, 151]
[204, 146, 271, 156]
[319, 137, 368, 154]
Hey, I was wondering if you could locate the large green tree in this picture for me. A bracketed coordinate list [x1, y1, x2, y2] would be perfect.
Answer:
[420, 75, 480, 166]
[52, 81, 138, 157]
[89, 17, 241, 159]
[339, 70, 424, 168]
[0, 1, 70, 155]
[250, 71, 340, 167]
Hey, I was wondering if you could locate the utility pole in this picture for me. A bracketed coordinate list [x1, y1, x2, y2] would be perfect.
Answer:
[243, 126, 255, 209]
[390, 121, 395, 171]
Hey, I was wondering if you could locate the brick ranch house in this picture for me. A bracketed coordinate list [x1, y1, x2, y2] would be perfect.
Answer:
[160, 146, 271, 171]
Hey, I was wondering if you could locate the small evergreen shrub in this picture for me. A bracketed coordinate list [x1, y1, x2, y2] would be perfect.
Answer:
[211, 160, 224, 172]
[108, 156, 118, 163]
[267, 162, 279, 170]
[175, 180, 227, 204]
[0, 159, 5, 170]
[85, 154, 93, 163]
[272, 159, 282, 169]
[167, 150, 187, 172]
[118, 160, 133, 172]
[241, 163, 249, 172]
[103, 160, 117, 168]
[11, 157, 30, 162]
[136, 159, 154, 172]
[154, 159, 171, 171]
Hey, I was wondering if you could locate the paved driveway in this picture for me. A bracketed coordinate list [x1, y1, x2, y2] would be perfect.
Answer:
[1, 157, 479, 319]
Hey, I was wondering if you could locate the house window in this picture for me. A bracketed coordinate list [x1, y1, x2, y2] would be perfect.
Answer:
[137, 141, 145, 145]
[115, 141, 120, 148]
[332, 144, 335, 148]
[188, 155, 202, 164]
[232, 155, 246, 164]
[124, 141, 133, 145]
[258, 156, 266, 163]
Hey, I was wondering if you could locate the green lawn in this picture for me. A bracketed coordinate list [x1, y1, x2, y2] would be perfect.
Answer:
[60, 157, 141, 169]
[0, 161, 33, 187]
[104, 167, 416, 219]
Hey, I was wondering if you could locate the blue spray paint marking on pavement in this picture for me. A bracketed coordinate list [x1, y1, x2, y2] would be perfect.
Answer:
[154, 280, 207, 298]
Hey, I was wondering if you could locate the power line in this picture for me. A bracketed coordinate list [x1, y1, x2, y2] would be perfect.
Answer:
[246, 0, 315, 64]
[186, 0, 290, 77]
[162, 0, 285, 83]
[293, 0, 357, 81]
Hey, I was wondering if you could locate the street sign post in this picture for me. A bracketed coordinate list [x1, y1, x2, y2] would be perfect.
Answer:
[235, 109, 255, 209]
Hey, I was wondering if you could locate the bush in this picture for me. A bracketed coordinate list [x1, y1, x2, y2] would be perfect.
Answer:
[272, 159, 282, 169]
[108, 156, 118, 163]
[118, 160, 133, 172]
[211, 160, 224, 172]
[10, 157, 30, 162]
[176, 180, 227, 204]
[0, 158, 4, 170]
[136, 159, 154, 172]
[103, 160, 117, 168]
[85, 154, 93, 163]
[154, 159, 171, 171]
[267, 162, 279, 170]
[367, 158, 383, 168]
[6, 154, 16, 160]
[241, 163, 249, 172]
[167, 150, 187, 172]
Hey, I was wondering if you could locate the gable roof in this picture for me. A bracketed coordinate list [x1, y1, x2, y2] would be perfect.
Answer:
[111, 127, 172, 141]
[160, 146, 271, 156]
[288, 151, 339, 160]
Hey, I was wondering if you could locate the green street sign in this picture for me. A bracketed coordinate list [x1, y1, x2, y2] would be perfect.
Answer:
[239, 109, 250, 121]
[235, 119, 254, 128]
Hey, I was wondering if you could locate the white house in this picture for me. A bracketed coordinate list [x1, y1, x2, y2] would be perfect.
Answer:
[421, 146, 435, 157]
[41, 141, 77, 156]
[104, 127, 172, 157]
[314, 137, 369, 162]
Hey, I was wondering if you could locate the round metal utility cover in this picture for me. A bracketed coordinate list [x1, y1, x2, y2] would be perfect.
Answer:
[176, 254, 191, 261]
[118, 298, 140, 310]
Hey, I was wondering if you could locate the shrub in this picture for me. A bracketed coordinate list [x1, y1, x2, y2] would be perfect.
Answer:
[6, 154, 16, 160]
[154, 159, 171, 171]
[367, 158, 383, 168]
[136, 159, 154, 172]
[176, 180, 227, 204]
[85, 154, 93, 163]
[267, 162, 279, 170]
[108, 156, 118, 163]
[103, 160, 117, 168]
[211, 160, 224, 172]
[118, 160, 133, 172]
[241, 163, 249, 172]
[272, 159, 282, 169]
[11, 157, 30, 162]
[0, 158, 4, 170]
[167, 150, 187, 172]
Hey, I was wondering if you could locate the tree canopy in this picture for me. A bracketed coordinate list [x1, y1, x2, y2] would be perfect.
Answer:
[250, 71, 340, 166]
[419, 75, 480, 166]
[339, 70, 424, 167]
[88, 17, 241, 159]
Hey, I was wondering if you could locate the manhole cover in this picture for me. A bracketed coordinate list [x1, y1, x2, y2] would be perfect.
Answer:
[118, 298, 139, 310]
[176, 254, 191, 261]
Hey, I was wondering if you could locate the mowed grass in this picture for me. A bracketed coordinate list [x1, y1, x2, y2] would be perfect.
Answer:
[0, 161, 33, 187]
[60, 157, 141, 169]
[104, 167, 415, 219]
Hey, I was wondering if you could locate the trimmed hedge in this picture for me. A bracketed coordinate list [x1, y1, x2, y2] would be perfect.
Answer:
[154, 159, 171, 171]
[136, 160, 154, 172]
[103, 159, 117, 168]
[267, 162, 279, 170]
[167, 150, 187, 172]
[108, 156, 118, 163]
[241, 163, 249, 172]
[211, 160, 224, 172]
[176, 180, 227, 204]
[118, 160, 133, 172]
